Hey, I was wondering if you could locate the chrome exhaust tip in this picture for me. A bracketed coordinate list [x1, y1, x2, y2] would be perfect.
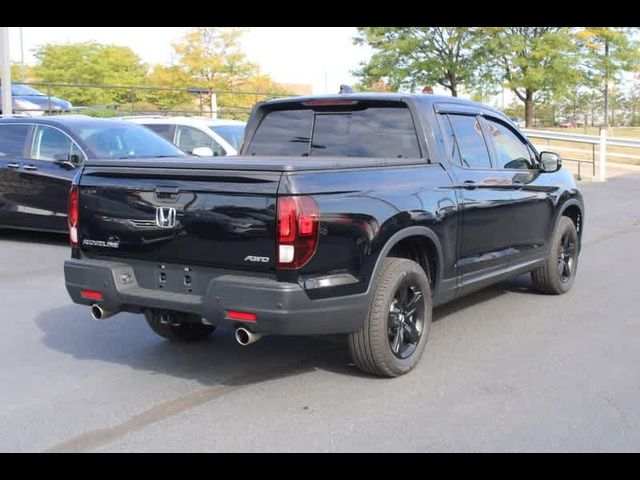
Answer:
[235, 327, 263, 346]
[90, 304, 114, 321]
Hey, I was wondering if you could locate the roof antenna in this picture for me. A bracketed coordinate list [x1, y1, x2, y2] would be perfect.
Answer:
[339, 84, 354, 94]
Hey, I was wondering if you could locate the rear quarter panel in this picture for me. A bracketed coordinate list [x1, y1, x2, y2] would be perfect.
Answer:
[282, 163, 459, 299]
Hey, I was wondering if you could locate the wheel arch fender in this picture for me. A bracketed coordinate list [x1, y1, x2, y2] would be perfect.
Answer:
[555, 197, 585, 241]
[365, 226, 445, 297]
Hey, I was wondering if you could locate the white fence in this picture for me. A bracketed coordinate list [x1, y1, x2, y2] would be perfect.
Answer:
[522, 128, 640, 181]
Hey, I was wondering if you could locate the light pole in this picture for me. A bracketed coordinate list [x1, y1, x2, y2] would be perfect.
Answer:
[603, 37, 610, 128]
[0, 27, 12, 116]
[19, 27, 25, 81]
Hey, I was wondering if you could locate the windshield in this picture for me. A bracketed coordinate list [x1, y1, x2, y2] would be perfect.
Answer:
[11, 84, 45, 96]
[77, 123, 186, 159]
[210, 124, 245, 151]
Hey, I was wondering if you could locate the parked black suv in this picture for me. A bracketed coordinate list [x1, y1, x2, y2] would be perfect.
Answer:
[0, 116, 184, 233]
[63, 93, 584, 377]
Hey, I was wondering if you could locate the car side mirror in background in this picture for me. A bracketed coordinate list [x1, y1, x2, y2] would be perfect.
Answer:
[53, 153, 81, 170]
[192, 147, 214, 157]
[539, 151, 562, 173]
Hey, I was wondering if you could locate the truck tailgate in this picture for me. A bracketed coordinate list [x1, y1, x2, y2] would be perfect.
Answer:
[76, 164, 281, 273]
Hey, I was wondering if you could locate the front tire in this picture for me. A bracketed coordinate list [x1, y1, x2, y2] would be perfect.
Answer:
[531, 217, 580, 294]
[349, 257, 432, 377]
[145, 310, 215, 342]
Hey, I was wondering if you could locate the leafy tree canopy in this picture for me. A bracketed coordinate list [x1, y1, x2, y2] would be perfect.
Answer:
[32, 41, 148, 105]
[354, 27, 481, 97]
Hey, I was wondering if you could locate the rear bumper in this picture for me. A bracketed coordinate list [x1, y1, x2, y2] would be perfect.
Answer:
[64, 258, 369, 335]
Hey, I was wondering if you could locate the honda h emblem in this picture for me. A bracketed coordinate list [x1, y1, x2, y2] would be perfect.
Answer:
[155, 207, 177, 228]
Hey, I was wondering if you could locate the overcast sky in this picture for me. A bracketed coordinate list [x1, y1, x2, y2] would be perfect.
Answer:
[7, 27, 373, 94]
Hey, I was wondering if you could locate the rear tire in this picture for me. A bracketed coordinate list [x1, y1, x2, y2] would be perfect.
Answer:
[349, 257, 432, 377]
[145, 310, 215, 342]
[531, 217, 580, 295]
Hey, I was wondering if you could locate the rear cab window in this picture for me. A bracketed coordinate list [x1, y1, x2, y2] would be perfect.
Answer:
[245, 101, 421, 159]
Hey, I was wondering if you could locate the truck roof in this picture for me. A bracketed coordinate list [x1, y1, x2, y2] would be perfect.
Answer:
[260, 92, 510, 128]
[264, 92, 489, 109]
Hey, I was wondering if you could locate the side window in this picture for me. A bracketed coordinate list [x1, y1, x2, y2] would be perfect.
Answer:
[484, 118, 535, 170]
[0, 124, 30, 158]
[438, 114, 463, 166]
[30, 125, 77, 161]
[144, 124, 175, 143]
[448, 115, 492, 169]
[70, 142, 85, 163]
[176, 126, 225, 156]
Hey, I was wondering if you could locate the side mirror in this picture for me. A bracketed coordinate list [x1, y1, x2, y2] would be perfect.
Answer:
[539, 151, 562, 173]
[53, 153, 80, 170]
[192, 147, 214, 157]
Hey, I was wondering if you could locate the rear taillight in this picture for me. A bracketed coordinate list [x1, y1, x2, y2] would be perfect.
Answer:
[68, 186, 79, 247]
[277, 196, 319, 269]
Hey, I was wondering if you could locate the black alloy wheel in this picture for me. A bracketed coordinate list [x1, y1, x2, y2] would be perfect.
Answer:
[558, 230, 577, 283]
[388, 281, 426, 359]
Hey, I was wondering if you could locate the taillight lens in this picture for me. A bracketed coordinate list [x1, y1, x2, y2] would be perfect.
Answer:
[277, 196, 319, 269]
[68, 186, 79, 247]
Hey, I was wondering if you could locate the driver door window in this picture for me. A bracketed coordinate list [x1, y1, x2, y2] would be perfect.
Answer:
[484, 119, 535, 170]
[176, 126, 225, 156]
[30, 125, 84, 162]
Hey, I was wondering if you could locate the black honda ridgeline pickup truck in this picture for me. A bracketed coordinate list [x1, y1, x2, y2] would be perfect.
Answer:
[64, 93, 584, 377]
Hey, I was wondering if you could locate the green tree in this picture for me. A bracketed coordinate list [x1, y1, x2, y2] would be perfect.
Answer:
[577, 28, 640, 127]
[608, 86, 626, 126]
[31, 42, 148, 105]
[216, 73, 293, 120]
[173, 28, 254, 88]
[171, 27, 291, 118]
[502, 100, 525, 121]
[560, 89, 594, 131]
[479, 27, 581, 127]
[11, 62, 32, 82]
[353, 27, 482, 96]
[626, 81, 640, 126]
[143, 65, 193, 111]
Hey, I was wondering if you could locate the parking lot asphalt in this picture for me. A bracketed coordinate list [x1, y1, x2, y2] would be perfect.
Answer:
[1, 173, 639, 452]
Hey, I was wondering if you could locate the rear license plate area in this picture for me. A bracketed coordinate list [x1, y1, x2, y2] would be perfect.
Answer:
[154, 264, 199, 295]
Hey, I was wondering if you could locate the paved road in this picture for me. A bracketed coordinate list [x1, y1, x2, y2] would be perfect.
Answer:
[1, 174, 639, 452]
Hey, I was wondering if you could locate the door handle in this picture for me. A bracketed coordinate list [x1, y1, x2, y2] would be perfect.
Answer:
[23, 165, 38, 171]
[462, 181, 477, 190]
[7, 163, 20, 169]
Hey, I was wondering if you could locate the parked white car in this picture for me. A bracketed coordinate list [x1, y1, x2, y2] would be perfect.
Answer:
[123, 116, 246, 156]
